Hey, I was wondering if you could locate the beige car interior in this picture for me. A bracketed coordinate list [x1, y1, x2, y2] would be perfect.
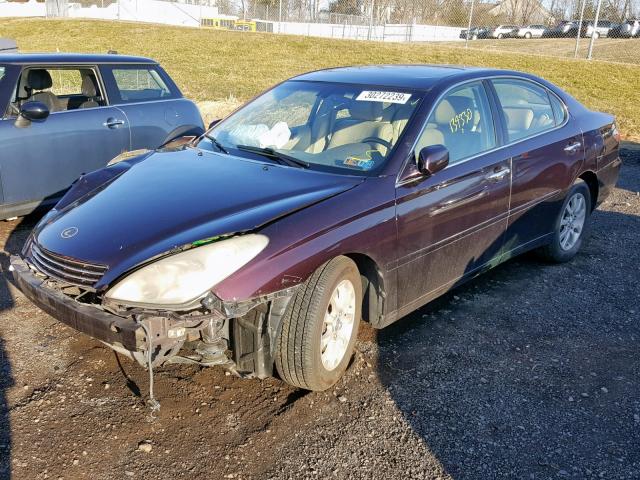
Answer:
[283, 97, 404, 161]
[416, 93, 491, 163]
[503, 104, 554, 141]
[14, 68, 104, 113]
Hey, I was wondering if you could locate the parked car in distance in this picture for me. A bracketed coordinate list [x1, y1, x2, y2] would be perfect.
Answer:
[544, 20, 578, 37]
[10, 65, 621, 395]
[489, 25, 519, 38]
[515, 24, 548, 38]
[609, 19, 640, 37]
[0, 53, 204, 220]
[459, 26, 490, 40]
[581, 19, 616, 38]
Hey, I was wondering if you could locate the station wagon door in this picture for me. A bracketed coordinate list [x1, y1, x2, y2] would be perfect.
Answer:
[0, 65, 130, 211]
[394, 81, 511, 315]
[99, 64, 203, 150]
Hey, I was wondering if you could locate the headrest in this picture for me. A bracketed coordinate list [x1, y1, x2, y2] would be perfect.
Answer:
[348, 101, 384, 121]
[446, 95, 474, 114]
[26, 69, 53, 90]
[82, 75, 98, 97]
[433, 99, 455, 125]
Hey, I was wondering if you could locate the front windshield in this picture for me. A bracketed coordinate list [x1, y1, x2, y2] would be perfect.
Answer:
[201, 80, 423, 175]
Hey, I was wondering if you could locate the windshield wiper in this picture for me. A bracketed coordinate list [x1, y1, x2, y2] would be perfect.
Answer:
[236, 145, 309, 169]
[204, 134, 229, 154]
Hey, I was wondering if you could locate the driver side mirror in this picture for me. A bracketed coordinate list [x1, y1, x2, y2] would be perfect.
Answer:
[15, 101, 49, 128]
[417, 145, 449, 176]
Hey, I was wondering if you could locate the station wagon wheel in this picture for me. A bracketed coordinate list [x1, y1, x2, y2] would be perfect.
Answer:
[537, 179, 592, 263]
[525, 32, 532, 39]
[275, 256, 362, 391]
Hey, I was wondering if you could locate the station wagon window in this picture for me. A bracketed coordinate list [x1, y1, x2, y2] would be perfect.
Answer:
[110, 67, 172, 103]
[415, 81, 496, 165]
[491, 79, 556, 142]
[8, 66, 104, 114]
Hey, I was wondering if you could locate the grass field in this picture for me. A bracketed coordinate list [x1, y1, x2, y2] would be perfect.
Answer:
[443, 37, 640, 66]
[1, 18, 639, 140]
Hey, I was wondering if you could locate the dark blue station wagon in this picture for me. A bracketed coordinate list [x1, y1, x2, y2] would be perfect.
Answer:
[0, 53, 204, 219]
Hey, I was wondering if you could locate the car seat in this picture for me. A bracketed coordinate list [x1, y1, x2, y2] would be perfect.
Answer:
[24, 69, 61, 113]
[327, 101, 393, 155]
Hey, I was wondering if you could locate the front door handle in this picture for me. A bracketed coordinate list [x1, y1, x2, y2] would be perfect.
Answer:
[485, 167, 511, 182]
[104, 118, 125, 129]
[564, 141, 582, 154]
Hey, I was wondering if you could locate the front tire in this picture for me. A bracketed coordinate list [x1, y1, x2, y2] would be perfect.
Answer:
[497, 33, 504, 39]
[525, 32, 532, 39]
[537, 179, 591, 263]
[275, 256, 362, 391]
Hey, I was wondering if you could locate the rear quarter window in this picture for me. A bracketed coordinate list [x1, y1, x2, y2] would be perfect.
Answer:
[101, 65, 180, 104]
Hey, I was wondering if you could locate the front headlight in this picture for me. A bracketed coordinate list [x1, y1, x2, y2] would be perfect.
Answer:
[105, 234, 269, 307]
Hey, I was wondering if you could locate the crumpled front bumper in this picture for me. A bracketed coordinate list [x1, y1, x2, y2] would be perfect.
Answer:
[9, 255, 144, 351]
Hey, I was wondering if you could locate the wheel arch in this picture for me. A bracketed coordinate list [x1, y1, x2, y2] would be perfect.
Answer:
[578, 170, 599, 211]
[343, 252, 387, 326]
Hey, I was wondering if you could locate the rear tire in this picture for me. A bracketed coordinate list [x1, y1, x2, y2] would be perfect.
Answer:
[275, 256, 362, 391]
[497, 33, 504, 39]
[537, 179, 591, 263]
[525, 32, 532, 39]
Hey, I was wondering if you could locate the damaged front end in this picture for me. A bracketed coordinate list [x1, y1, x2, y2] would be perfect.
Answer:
[9, 250, 299, 382]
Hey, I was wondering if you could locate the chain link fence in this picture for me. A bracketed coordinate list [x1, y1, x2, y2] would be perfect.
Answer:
[4, 0, 638, 63]
[203, 0, 640, 62]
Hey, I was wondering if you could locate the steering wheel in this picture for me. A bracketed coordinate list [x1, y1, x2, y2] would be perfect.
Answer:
[362, 137, 393, 151]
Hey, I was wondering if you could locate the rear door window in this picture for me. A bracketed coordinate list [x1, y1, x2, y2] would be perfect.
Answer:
[491, 78, 556, 143]
[102, 65, 177, 104]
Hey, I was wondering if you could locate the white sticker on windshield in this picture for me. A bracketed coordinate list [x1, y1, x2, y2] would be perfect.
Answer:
[356, 91, 412, 104]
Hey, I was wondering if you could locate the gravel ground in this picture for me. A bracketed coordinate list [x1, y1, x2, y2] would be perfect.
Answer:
[0, 143, 638, 480]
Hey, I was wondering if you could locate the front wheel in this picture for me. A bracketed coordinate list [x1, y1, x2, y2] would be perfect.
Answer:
[537, 179, 591, 263]
[275, 256, 362, 391]
[525, 32, 532, 39]
[497, 33, 504, 39]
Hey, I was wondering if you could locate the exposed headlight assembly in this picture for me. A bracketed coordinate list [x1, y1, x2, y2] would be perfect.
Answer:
[105, 234, 269, 307]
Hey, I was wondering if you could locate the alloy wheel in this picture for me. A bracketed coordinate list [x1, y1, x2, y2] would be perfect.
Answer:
[559, 192, 587, 251]
[320, 279, 356, 371]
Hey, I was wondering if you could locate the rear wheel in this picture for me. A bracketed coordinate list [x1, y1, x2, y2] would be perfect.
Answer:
[275, 256, 361, 391]
[497, 33, 504, 39]
[525, 32, 532, 39]
[537, 179, 591, 263]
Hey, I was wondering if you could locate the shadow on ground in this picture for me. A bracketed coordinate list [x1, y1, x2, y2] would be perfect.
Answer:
[376, 149, 640, 478]
[0, 212, 42, 480]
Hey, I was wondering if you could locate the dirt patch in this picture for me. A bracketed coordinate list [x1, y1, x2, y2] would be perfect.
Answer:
[0, 143, 638, 479]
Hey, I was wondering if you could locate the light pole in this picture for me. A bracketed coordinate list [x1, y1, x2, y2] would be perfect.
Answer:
[573, 0, 586, 58]
[465, 0, 476, 48]
[587, 0, 603, 59]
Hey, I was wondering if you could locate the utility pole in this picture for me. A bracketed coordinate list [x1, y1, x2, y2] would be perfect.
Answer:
[465, 0, 476, 48]
[368, 0, 375, 40]
[587, 0, 603, 59]
[278, 0, 282, 33]
[573, 0, 586, 58]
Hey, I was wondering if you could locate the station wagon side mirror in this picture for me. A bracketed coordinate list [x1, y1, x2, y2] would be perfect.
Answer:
[417, 145, 449, 176]
[208, 118, 221, 129]
[15, 101, 49, 128]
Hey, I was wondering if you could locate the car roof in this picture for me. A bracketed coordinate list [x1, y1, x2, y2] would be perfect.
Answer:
[0, 52, 157, 65]
[291, 64, 507, 90]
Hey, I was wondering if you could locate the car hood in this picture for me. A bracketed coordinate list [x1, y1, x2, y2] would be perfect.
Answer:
[33, 148, 363, 288]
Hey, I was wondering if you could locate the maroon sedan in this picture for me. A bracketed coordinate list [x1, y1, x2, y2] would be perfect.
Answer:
[10, 65, 621, 397]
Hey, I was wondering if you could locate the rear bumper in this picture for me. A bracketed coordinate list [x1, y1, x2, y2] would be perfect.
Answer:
[9, 255, 143, 351]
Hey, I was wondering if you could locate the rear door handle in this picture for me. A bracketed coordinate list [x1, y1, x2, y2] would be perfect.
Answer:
[485, 167, 510, 182]
[104, 118, 125, 129]
[564, 141, 582, 154]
